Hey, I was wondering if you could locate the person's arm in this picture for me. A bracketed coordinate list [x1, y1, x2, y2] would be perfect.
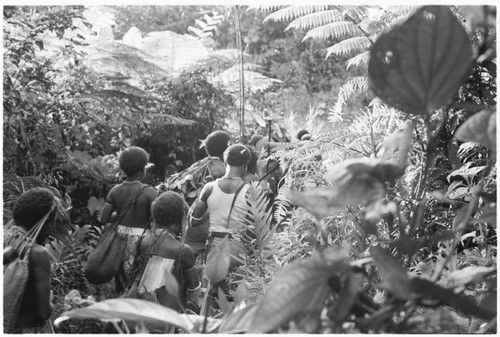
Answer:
[29, 245, 53, 322]
[190, 183, 213, 227]
[182, 246, 200, 290]
[99, 189, 116, 224]
[144, 186, 158, 222]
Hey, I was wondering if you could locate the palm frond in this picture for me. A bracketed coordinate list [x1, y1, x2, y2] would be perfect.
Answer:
[285, 9, 344, 31]
[326, 36, 372, 57]
[264, 5, 330, 23]
[346, 51, 369, 70]
[330, 76, 369, 118]
[302, 21, 360, 41]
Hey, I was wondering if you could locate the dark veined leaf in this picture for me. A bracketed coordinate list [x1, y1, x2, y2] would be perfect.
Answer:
[368, 6, 473, 116]
[54, 298, 194, 332]
[248, 249, 350, 333]
[370, 246, 412, 300]
[455, 108, 496, 151]
[205, 237, 230, 285]
[410, 277, 496, 320]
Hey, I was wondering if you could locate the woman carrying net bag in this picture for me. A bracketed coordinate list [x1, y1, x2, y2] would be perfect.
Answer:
[3, 187, 58, 333]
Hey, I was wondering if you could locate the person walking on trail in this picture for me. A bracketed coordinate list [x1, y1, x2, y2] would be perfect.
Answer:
[3, 188, 57, 333]
[132, 191, 202, 316]
[100, 146, 157, 292]
[183, 130, 232, 259]
[190, 144, 251, 267]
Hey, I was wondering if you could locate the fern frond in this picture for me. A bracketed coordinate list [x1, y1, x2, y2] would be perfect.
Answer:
[285, 9, 344, 31]
[326, 36, 372, 57]
[346, 51, 369, 70]
[245, 183, 276, 261]
[247, 5, 287, 13]
[273, 192, 293, 228]
[330, 76, 369, 118]
[264, 5, 330, 23]
[302, 21, 360, 41]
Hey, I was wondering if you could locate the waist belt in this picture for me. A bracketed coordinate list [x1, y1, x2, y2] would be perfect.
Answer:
[210, 231, 231, 239]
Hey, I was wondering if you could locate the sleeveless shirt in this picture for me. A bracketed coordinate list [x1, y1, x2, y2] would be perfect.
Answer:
[207, 179, 249, 234]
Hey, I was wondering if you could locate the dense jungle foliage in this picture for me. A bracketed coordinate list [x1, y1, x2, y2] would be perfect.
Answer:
[3, 4, 497, 334]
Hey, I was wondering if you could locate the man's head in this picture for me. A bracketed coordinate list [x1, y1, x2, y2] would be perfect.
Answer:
[119, 146, 149, 176]
[224, 144, 251, 167]
[152, 191, 186, 234]
[13, 187, 55, 231]
[205, 131, 231, 158]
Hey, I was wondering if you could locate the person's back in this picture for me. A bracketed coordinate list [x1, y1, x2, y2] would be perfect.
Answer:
[183, 130, 232, 256]
[100, 146, 157, 291]
[207, 178, 249, 234]
[137, 192, 200, 314]
[104, 181, 153, 229]
[191, 144, 252, 267]
[4, 188, 56, 332]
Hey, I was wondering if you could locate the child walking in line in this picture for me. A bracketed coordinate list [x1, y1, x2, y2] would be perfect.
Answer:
[135, 191, 201, 314]
[100, 146, 157, 291]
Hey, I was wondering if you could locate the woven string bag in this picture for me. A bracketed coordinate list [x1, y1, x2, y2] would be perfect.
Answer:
[3, 203, 55, 333]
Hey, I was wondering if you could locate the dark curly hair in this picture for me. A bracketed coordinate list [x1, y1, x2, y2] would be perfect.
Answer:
[152, 191, 185, 229]
[119, 146, 149, 176]
[224, 144, 251, 166]
[246, 145, 259, 174]
[13, 187, 55, 230]
[205, 130, 231, 158]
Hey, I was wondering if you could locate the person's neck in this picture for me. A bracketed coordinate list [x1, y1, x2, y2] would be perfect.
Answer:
[224, 167, 245, 180]
[125, 172, 143, 183]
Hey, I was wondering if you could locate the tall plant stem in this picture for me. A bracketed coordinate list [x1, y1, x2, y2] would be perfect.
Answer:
[234, 5, 245, 140]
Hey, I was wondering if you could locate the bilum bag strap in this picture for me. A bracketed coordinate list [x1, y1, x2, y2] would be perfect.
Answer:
[225, 182, 247, 228]
[114, 183, 149, 228]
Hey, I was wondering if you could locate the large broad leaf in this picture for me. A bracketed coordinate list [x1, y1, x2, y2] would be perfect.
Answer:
[288, 188, 344, 220]
[219, 303, 259, 333]
[248, 249, 350, 333]
[54, 298, 194, 332]
[369, 6, 473, 116]
[370, 246, 412, 300]
[455, 108, 496, 152]
[302, 158, 405, 214]
[205, 237, 231, 285]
